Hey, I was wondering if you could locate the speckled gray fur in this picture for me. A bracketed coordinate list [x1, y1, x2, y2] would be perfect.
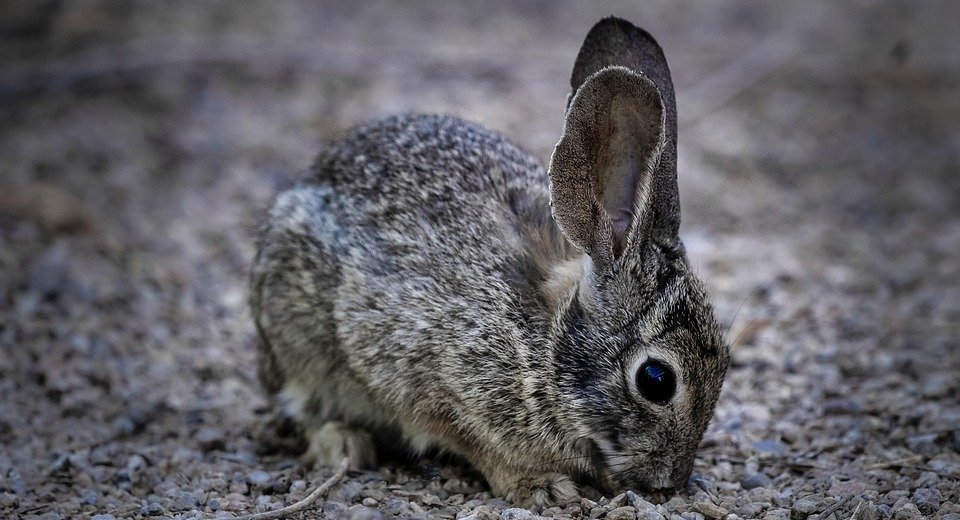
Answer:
[250, 17, 729, 506]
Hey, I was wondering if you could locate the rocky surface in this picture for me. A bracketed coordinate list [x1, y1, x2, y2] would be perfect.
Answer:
[1, 1, 958, 519]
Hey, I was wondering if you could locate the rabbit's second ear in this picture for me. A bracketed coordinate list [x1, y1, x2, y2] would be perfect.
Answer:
[549, 66, 666, 268]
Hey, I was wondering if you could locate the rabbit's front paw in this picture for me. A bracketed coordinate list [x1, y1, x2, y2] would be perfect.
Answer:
[506, 473, 579, 507]
[302, 421, 376, 470]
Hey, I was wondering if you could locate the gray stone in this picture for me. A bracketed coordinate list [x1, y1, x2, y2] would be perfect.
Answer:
[692, 501, 727, 520]
[762, 509, 790, 520]
[606, 506, 637, 520]
[323, 500, 348, 518]
[905, 434, 940, 457]
[501, 508, 535, 520]
[752, 439, 787, 455]
[790, 495, 830, 518]
[140, 501, 164, 516]
[194, 427, 226, 451]
[461, 505, 498, 520]
[0, 493, 19, 508]
[637, 511, 665, 520]
[608, 493, 629, 508]
[345, 504, 384, 520]
[910, 486, 941, 514]
[741, 471, 771, 490]
[855, 502, 880, 520]
[734, 502, 764, 518]
[331, 480, 362, 503]
[891, 499, 922, 520]
[626, 491, 657, 513]
[246, 469, 271, 486]
[255, 495, 274, 510]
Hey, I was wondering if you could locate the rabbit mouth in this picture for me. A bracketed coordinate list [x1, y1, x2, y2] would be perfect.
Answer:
[587, 438, 684, 493]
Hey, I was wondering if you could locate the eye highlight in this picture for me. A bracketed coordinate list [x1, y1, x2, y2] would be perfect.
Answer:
[636, 359, 676, 404]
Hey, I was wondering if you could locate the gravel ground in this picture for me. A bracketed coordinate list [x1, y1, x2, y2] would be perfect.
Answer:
[2, 2, 959, 519]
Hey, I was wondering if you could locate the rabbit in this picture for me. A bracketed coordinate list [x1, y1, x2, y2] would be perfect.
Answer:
[249, 16, 729, 506]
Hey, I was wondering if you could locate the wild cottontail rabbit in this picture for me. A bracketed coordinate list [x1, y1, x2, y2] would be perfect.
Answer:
[250, 17, 729, 505]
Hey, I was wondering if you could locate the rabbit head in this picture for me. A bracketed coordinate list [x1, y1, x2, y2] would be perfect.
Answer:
[547, 18, 729, 491]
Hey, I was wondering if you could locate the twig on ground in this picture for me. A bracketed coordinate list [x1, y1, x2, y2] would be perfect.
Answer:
[707, 454, 824, 472]
[865, 455, 923, 470]
[232, 457, 349, 520]
[850, 500, 865, 520]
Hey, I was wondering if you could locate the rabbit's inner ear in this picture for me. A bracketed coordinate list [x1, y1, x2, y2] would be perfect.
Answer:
[597, 95, 662, 248]
[549, 66, 665, 267]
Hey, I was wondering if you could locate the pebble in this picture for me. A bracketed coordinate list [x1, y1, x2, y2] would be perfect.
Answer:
[740, 472, 770, 490]
[362, 497, 378, 507]
[141, 501, 164, 516]
[608, 493, 628, 508]
[891, 498, 922, 520]
[194, 427, 226, 451]
[621, 492, 649, 512]
[663, 497, 688, 512]
[733, 502, 763, 518]
[331, 480, 362, 502]
[289, 479, 307, 494]
[905, 433, 940, 457]
[762, 509, 790, 520]
[692, 501, 728, 520]
[501, 507, 536, 520]
[606, 506, 637, 520]
[256, 495, 274, 510]
[322, 500, 347, 517]
[911, 487, 941, 515]
[384, 498, 410, 515]
[224, 492, 248, 510]
[462, 505, 498, 520]
[91, 515, 116, 520]
[0, 493, 19, 508]
[856, 502, 880, 520]
[790, 494, 831, 517]
[752, 439, 787, 455]
[246, 469, 271, 488]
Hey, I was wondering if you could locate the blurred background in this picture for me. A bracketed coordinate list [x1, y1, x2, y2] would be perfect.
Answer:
[1, 1, 958, 518]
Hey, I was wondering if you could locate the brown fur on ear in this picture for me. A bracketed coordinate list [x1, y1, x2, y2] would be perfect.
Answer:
[569, 16, 680, 241]
[548, 66, 666, 269]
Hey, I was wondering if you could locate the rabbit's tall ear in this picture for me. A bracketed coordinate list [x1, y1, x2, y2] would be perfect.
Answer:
[558, 18, 680, 260]
[549, 66, 666, 269]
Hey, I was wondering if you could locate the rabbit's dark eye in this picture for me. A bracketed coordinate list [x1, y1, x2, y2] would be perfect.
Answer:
[636, 359, 676, 404]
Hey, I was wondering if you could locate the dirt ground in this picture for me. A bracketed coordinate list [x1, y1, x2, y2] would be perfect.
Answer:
[1, 1, 959, 519]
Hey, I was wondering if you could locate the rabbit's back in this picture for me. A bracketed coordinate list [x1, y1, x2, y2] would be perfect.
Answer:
[252, 114, 567, 446]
